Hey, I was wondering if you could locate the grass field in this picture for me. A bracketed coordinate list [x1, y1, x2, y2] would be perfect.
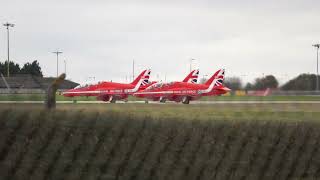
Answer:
[0, 93, 320, 102]
[1, 103, 320, 121]
[0, 103, 319, 180]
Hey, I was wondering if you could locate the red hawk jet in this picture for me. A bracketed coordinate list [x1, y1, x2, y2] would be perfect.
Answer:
[134, 69, 230, 104]
[63, 69, 151, 103]
[145, 69, 199, 102]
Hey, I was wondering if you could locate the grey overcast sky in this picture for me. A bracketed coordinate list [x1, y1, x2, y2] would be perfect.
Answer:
[1, 0, 320, 84]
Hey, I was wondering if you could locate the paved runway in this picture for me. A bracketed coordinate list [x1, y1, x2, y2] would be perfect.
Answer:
[0, 100, 320, 104]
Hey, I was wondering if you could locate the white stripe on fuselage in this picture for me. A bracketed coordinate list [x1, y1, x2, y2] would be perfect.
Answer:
[135, 90, 198, 95]
[63, 90, 122, 95]
[198, 79, 217, 94]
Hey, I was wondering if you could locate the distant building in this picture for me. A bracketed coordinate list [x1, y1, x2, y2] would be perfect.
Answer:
[0, 74, 79, 93]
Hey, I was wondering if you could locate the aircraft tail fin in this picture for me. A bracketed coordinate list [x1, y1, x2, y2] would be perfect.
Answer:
[205, 69, 225, 87]
[130, 69, 151, 86]
[182, 69, 199, 83]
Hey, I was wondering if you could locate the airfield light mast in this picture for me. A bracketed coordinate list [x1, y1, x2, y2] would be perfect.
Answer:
[132, 59, 135, 81]
[313, 44, 320, 91]
[64, 59, 67, 75]
[3, 22, 15, 77]
[52, 51, 63, 77]
[190, 58, 196, 72]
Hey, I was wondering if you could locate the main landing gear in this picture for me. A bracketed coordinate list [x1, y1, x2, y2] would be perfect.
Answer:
[182, 96, 190, 104]
[159, 97, 166, 103]
[109, 96, 116, 103]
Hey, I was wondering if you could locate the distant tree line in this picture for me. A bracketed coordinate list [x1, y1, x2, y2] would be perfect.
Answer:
[244, 75, 278, 90]
[224, 77, 243, 90]
[281, 74, 320, 91]
[0, 60, 43, 77]
[201, 73, 320, 91]
[214, 75, 279, 91]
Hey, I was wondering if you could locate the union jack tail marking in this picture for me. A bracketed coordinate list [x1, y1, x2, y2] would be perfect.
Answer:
[183, 69, 199, 84]
[214, 70, 225, 87]
[204, 69, 225, 86]
[140, 70, 151, 86]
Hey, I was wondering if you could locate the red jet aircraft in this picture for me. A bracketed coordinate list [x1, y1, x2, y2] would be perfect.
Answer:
[154, 69, 199, 102]
[63, 69, 151, 103]
[134, 69, 230, 104]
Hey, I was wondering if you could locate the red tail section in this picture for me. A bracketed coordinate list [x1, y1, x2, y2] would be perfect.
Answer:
[130, 69, 151, 86]
[205, 69, 225, 86]
[182, 69, 199, 83]
[198, 69, 226, 94]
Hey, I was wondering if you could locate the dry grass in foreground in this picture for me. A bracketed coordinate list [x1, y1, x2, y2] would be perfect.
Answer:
[0, 107, 320, 180]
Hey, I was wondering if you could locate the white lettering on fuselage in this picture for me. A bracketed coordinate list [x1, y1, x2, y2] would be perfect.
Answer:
[135, 90, 198, 95]
[173, 90, 197, 94]
[109, 89, 124, 93]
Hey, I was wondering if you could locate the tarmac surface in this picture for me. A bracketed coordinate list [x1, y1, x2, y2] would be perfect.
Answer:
[0, 100, 320, 104]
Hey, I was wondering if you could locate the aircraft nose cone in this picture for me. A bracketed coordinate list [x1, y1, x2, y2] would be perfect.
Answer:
[62, 89, 74, 97]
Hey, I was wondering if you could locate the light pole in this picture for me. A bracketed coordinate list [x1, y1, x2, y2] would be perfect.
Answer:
[313, 44, 319, 91]
[52, 51, 63, 77]
[64, 60, 67, 75]
[3, 22, 15, 77]
[132, 59, 135, 81]
[190, 58, 196, 72]
[202, 74, 208, 84]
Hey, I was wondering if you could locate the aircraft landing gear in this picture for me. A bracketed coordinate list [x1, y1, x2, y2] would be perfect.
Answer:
[182, 96, 190, 104]
[145, 100, 149, 104]
[109, 96, 116, 103]
[159, 97, 166, 103]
